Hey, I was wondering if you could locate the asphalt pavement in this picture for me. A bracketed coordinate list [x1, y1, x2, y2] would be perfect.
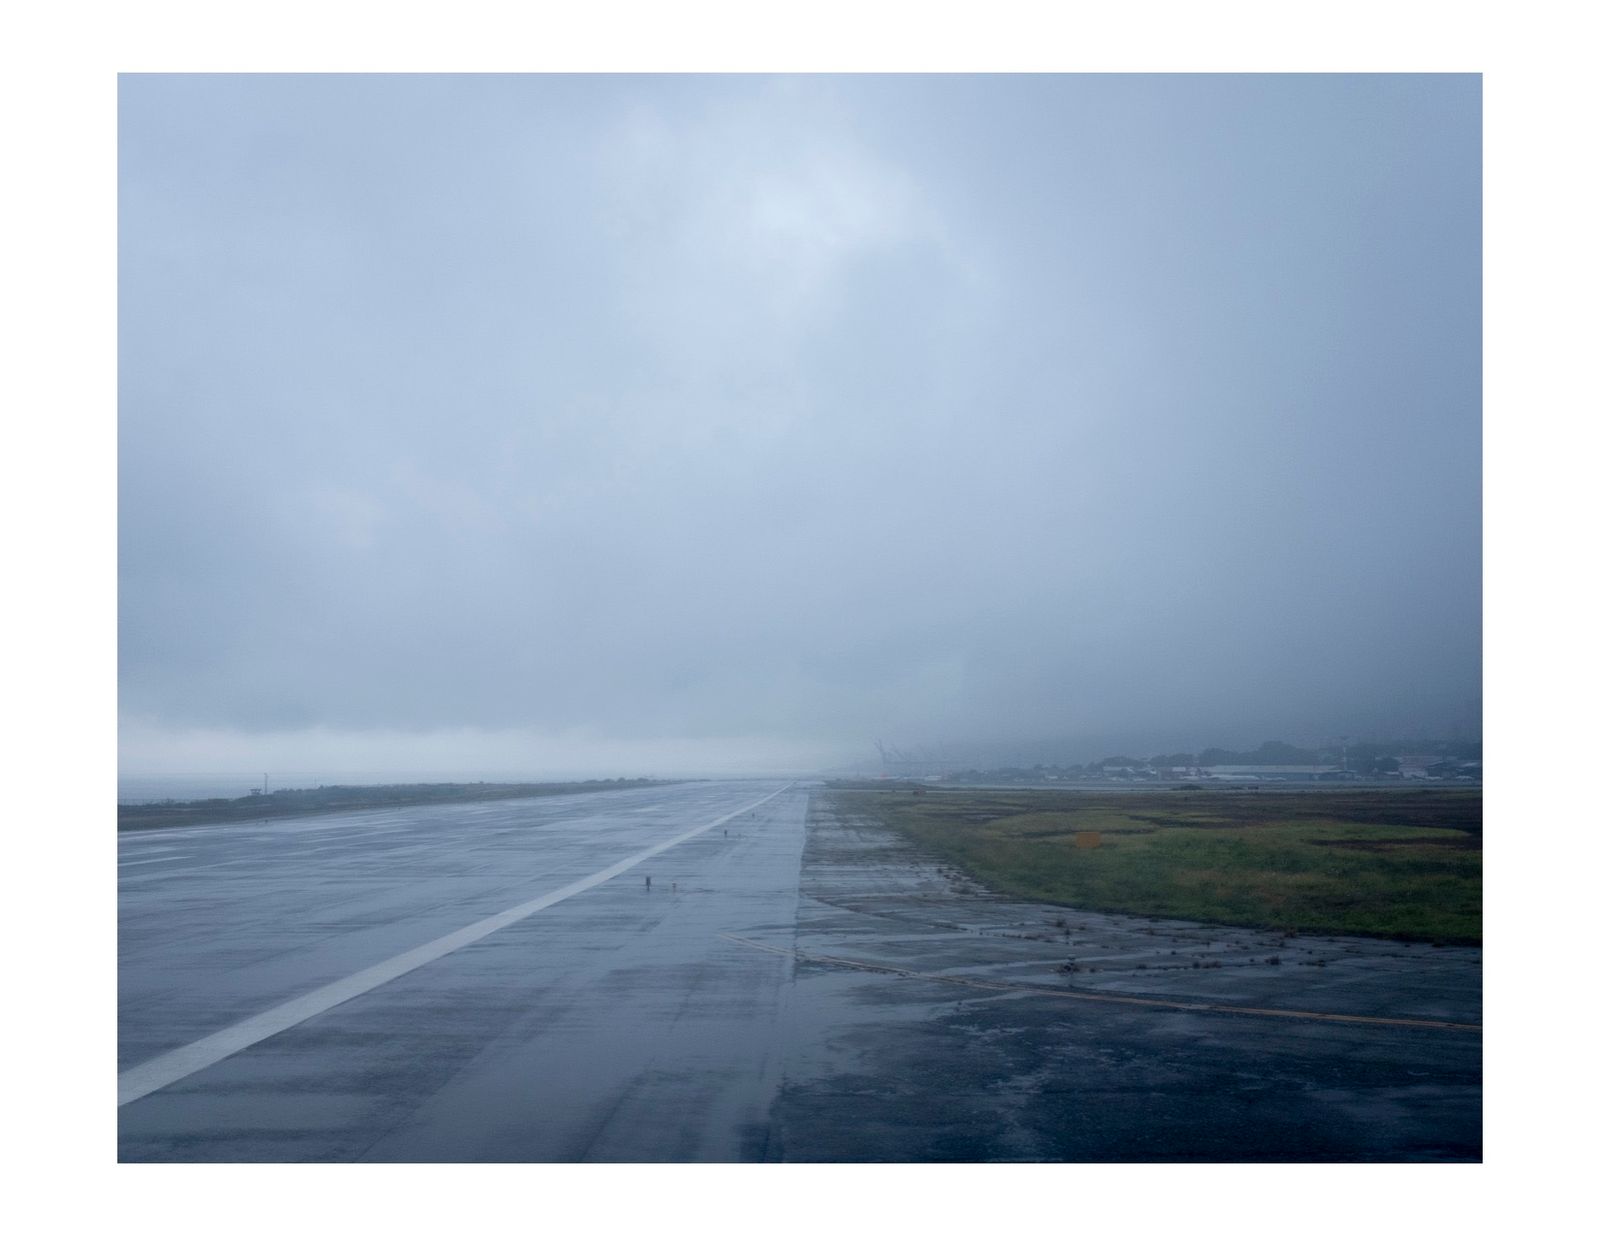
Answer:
[120, 780, 804, 1160]
[118, 781, 1480, 1161]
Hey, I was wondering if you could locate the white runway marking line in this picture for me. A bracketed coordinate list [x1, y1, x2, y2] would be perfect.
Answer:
[117, 784, 793, 1107]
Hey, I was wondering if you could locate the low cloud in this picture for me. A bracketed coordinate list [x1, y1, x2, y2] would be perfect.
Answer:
[120, 75, 1481, 778]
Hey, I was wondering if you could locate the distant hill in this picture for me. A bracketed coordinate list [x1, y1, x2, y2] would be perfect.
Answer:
[937, 737, 1481, 784]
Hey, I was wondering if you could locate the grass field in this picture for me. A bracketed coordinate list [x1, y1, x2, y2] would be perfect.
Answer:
[117, 779, 673, 831]
[828, 785, 1481, 945]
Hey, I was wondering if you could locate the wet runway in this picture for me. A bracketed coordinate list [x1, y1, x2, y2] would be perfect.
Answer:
[119, 782, 1481, 1161]
[768, 798, 1481, 1162]
[119, 780, 805, 1160]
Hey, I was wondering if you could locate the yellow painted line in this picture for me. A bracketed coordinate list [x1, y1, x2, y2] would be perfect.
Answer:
[719, 933, 1480, 1034]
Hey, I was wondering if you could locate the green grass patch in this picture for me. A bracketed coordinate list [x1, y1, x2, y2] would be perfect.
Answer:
[829, 786, 1480, 944]
[118, 779, 676, 831]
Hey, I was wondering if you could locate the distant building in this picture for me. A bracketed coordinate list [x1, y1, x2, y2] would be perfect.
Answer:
[1204, 764, 1339, 780]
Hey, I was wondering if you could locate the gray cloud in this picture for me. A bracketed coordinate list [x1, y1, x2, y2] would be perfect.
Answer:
[120, 74, 1480, 775]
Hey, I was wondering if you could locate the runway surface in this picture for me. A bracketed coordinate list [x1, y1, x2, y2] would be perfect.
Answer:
[119, 781, 1480, 1161]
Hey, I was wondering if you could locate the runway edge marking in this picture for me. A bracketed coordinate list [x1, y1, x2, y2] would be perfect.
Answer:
[719, 933, 1481, 1034]
[118, 783, 794, 1107]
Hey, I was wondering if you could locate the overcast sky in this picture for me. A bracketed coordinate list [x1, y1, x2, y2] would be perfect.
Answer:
[119, 74, 1480, 778]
